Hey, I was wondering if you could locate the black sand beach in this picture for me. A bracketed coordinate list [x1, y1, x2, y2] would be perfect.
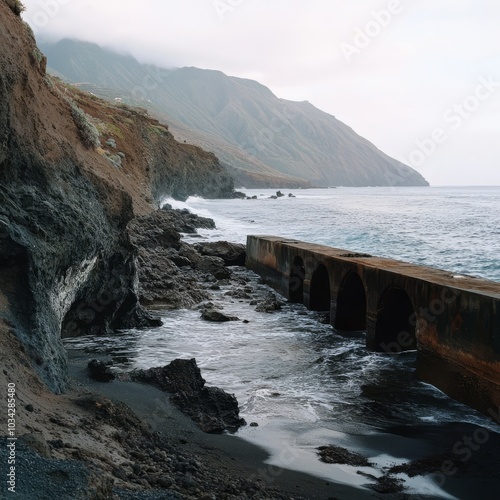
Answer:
[67, 350, 376, 499]
[67, 348, 500, 500]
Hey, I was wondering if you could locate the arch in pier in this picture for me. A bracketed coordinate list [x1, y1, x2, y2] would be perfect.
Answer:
[335, 272, 367, 331]
[309, 263, 331, 311]
[289, 256, 305, 303]
[374, 287, 416, 353]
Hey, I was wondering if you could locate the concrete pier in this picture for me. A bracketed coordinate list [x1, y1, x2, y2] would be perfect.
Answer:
[246, 235, 500, 418]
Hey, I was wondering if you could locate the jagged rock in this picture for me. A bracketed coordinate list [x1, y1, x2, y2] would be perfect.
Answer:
[87, 359, 115, 382]
[169, 254, 192, 267]
[173, 386, 246, 433]
[132, 359, 205, 393]
[225, 289, 251, 299]
[131, 359, 246, 433]
[160, 206, 216, 232]
[196, 256, 231, 280]
[232, 191, 247, 199]
[255, 293, 283, 312]
[128, 211, 211, 307]
[201, 309, 239, 322]
[194, 241, 246, 266]
[129, 211, 182, 250]
[317, 445, 372, 466]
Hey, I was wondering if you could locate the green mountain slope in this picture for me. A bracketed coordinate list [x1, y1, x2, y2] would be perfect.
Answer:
[40, 39, 429, 188]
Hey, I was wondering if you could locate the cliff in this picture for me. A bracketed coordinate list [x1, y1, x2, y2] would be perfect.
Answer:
[40, 39, 429, 188]
[0, 2, 234, 392]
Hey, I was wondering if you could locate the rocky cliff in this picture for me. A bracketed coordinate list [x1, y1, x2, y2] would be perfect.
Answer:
[0, 2, 234, 392]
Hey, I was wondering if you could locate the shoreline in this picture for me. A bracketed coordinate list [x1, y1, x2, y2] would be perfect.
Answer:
[67, 349, 374, 499]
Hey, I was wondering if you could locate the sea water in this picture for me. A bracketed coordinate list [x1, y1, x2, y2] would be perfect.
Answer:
[65, 186, 500, 496]
[179, 186, 500, 282]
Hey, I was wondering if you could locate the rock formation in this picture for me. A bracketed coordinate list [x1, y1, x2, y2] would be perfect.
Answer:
[0, 3, 235, 392]
[131, 358, 246, 433]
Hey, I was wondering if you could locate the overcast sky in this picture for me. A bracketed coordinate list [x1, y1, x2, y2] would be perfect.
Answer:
[23, 0, 500, 185]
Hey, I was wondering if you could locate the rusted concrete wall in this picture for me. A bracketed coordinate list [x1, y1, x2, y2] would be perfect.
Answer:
[246, 235, 500, 418]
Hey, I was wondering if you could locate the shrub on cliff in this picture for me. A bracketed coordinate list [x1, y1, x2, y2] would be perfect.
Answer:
[70, 103, 101, 149]
[6, 0, 25, 15]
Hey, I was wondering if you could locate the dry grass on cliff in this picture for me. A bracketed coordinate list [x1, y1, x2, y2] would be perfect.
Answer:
[5, 0, 25, 16]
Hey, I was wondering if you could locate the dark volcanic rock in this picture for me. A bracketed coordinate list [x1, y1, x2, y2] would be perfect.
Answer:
[194, 241, 246, 266]
[196, 256, 231, 280]
[132, 359, 205, 393]
[368, 475, 405, 494]
[173, 386, 246, 433]
[255, 293, 283, 312]
[317, 445, 372, 467]
[201, 309, 239, 322]
[388, 453, 460, 477]
[131, 359, 246, 433]
[128, 211, 182, 250]
[160, 206, 216, 233]
[87, 359, 115, 382]
[128, 210, 212, 307]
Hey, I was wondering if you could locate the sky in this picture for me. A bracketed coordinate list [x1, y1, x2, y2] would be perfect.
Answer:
[22, 0, 500, 186]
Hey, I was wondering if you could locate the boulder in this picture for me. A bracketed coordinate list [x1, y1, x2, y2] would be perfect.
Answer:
[87, 359, 115, 382]
[232, 191, 247, 199]
[132, 358, 205, 393]
[172, 386, 246, 433]
[255, 293, 283, 313]
[160, 206, 216, 232]
[131, 359, 246, 433]
[194, 241, 246, 266]
[317, 445, 372, 466]
[201, 309, 239, 322]
[196, 256, 231, 280]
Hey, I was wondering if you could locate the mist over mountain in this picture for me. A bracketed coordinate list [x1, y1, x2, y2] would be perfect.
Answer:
[40, 39, 429, 188]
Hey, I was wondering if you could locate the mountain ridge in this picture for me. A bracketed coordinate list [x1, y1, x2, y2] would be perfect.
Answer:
[40, 39, 429, 188]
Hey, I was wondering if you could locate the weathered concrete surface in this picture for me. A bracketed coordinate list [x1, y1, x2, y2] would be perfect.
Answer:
[246, 235, 500, 418]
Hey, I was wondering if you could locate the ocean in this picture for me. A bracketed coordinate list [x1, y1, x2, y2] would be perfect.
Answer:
[65, 186, 500, 497]
[179, 186, 500, 282]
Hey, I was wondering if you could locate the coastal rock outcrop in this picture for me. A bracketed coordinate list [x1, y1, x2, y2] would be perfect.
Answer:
[255, 293, 284, 312]
[194, 241, 247, 266]
[201, 309, 240, 322]
[131, 358, 246, 433]
[128, 207, 243, 308]
[87, 359, 115, 382]
[0, 3, 236, 392]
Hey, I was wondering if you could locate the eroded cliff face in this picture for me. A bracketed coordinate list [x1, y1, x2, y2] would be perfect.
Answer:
[0, 2, 234, 392]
